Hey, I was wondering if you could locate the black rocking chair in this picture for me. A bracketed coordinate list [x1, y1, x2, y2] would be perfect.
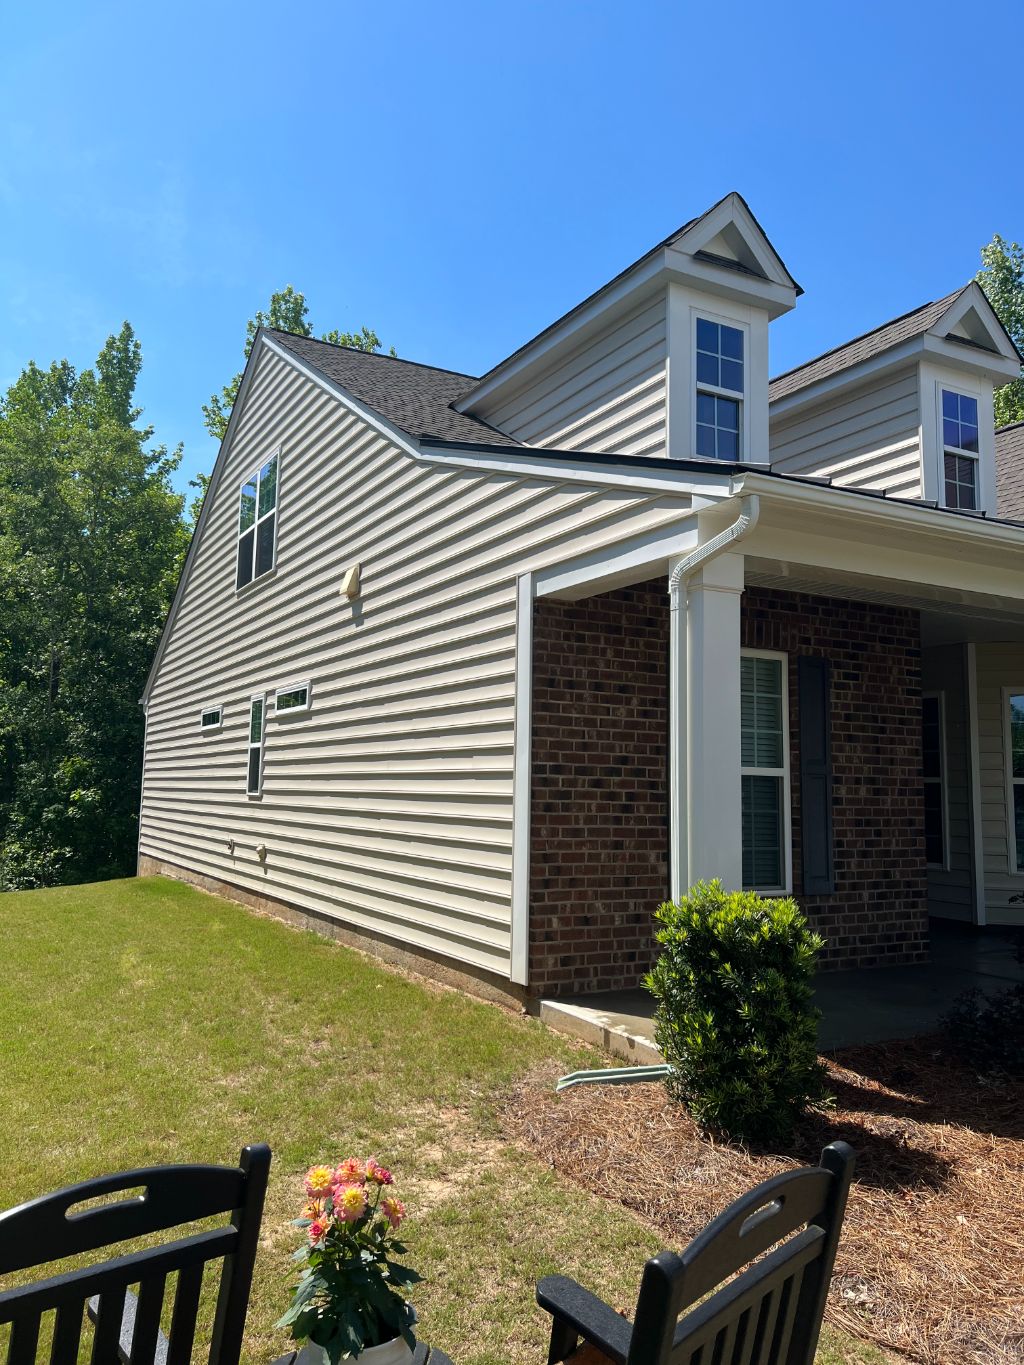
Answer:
[537, 1141, 855, 1365]
[0, 1142, 270, 1365]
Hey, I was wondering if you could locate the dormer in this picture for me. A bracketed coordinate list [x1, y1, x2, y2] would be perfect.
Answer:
[457, 193, 799, 465]
[769, 282, 1022, 516]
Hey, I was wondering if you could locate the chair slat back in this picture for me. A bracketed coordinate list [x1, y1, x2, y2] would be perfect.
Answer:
[627, 1142, 855, 1365]
[0, 1145, 269, 1365]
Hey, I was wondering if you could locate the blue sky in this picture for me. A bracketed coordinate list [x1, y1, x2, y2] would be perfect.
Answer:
[2, 0, 1021, 496]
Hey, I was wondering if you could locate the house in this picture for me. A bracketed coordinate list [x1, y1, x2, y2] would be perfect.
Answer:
[138, 192, 1024, 1005]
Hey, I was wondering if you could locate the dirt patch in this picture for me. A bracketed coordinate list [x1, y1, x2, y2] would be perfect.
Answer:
[502, 1039, 1024, 1364]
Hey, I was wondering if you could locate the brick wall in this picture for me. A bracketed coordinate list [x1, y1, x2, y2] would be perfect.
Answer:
[741, 587, 928, 969]
[529, 582, 669, 996]
[527, 581, 929, 996]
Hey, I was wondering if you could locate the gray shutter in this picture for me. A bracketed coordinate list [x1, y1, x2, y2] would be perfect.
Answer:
[798, 656, 834, 895]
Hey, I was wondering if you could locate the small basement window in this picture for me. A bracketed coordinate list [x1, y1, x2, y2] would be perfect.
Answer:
[941, 390, 979, 510]
[247, 695, 265, 797]
[275, 682, 311, 716]
[200, 705, 223, 731]
[237, 453, 279, 590]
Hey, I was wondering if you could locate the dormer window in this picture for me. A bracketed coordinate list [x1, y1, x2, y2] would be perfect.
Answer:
[942, 390, 979, 510]
[696, 318, 744, 459]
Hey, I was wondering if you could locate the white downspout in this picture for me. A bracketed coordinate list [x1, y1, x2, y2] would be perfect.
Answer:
[668, 494, 761, 900]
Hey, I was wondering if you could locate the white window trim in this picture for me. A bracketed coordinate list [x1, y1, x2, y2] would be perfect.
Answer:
[923, 690, 949, 871]
[692, 307, 749, 461]
[740, 647, 792, 896]
[236, 448, 281, 595]
[200, 703, 224, 732]
[274, 680, 312, 717]
[247, 693, 266, 798]
[1002, 686, 1024, 877]
[937, 385, 980, 511]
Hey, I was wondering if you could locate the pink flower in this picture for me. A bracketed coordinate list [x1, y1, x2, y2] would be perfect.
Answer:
[307, 1219, 329, 1246]
[333, 1184, 368, 1222]
[304, 1165, 335, 1197]
[333, 1157, 366, 1188]
[365, 1158, 393, 1186]
[380, 1196, 406, 1230]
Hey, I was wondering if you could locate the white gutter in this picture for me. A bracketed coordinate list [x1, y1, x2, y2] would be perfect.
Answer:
[668, 494, 761, 900]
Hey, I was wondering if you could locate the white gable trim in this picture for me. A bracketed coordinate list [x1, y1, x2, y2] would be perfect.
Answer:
[141, 335, 276, 704]
[673, 192, 799, 293]
[934, 281, 1021, 366]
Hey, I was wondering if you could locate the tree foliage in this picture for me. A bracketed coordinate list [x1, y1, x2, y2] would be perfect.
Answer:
[976, 234, 1024, 426]
[0, 324, 189, 889]
[202, 285, 395, 443]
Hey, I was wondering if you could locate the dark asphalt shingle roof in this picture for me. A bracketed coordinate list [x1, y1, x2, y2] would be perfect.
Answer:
[996, 420, 1024, 521]
[267, 330, 522, 447]
[768, 286, 969, 403]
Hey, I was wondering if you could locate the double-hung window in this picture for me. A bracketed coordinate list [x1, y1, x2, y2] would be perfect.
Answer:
[696, 318, 744, 460]
[740, 652, 789, 892]
[247, 694, 266, 797]
[237, 453, 279, 590]
[922, 693, 946, 868]
[1006, 691, 1024, 873]
[941, 390, 979, 510]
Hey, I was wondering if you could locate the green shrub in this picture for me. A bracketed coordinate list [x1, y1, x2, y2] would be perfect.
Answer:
[645, 880, 829, 1143]
[940, 984, 1024, 1076]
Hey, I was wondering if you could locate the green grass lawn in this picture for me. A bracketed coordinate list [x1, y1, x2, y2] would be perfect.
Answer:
[0, 877, 886, 1365]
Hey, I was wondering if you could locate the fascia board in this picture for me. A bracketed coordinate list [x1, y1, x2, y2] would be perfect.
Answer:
[141, 333, 271, 703]
[454, 251, 670, 413]
[734, 469, 1024, 558]
[662, 249, 796, 317]
[417, 441, 737, 497]
[920, 331, 1021, 383]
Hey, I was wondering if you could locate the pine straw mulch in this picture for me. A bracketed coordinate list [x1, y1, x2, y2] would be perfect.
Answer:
[502, 1037, 1024, 1364]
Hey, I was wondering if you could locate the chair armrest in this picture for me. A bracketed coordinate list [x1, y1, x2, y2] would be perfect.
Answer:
[536, 1276, 632, 1365]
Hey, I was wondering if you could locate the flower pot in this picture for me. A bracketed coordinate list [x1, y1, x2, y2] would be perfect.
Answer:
[293, 1328, 414, 1365]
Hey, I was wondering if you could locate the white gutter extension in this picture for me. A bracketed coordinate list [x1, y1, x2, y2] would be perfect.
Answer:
[668, 494, 761, 900]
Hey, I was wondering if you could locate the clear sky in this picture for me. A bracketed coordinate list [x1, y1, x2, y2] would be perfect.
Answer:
[2, 0, 1021, 496]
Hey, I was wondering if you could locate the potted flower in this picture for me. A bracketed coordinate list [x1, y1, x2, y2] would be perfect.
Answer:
[278, 1157, 421, 1365]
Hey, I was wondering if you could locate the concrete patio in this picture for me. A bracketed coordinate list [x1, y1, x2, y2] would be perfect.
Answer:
[539, 920, 1024, 1063]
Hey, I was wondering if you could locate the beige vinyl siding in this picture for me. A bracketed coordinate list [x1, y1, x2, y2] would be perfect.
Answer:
[473, 294, 668, 456]
[922, 645, 974, 921]
[975, 641, 1024, 924]
[140, 346, 692, 978]
[769, 367, 922, 498]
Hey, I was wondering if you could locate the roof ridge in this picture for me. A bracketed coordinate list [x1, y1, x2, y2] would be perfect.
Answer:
[266, 329, 478, 384]
[769, 283, 971, 389]
[997, 418, 1024, 433]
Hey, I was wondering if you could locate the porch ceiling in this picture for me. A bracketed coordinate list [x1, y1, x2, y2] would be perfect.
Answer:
[744, 556, 1024, 644]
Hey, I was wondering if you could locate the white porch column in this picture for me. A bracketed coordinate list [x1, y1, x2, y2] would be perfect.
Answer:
[686, 552, 745, 890]
[668, 561, 688, 901]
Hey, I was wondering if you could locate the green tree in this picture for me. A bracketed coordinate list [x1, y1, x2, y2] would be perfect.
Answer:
[976, 234, 1024, 426]
[202, 286, 395, 443]
[0, 323, 189, 889]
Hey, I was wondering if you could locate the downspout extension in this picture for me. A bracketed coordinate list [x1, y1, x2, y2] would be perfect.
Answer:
[668, 493, 761, 900]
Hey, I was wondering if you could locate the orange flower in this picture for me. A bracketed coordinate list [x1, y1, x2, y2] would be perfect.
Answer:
[333, 1184, 368, 1223]
[380, 1196, 406, 1230]
[333, 1157, 366, 1188]
[304, 1165, 335, 1197]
